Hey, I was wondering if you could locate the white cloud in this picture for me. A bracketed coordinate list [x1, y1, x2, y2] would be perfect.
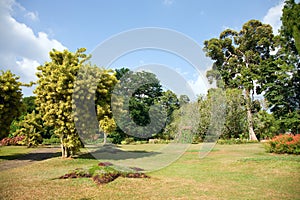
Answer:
[0, 0, 66, 96]
[163, 0, 174, 6]
[25, 11, 38, 21]
[263, 1, 284, 35]
[188, 74, 209, 96]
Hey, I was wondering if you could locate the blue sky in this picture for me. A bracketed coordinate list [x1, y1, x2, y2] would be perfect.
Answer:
[0, 0, 285, 96]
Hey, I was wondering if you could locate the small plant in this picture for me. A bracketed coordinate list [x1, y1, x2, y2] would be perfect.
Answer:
[265, 134, 300, 155]
[121, 137, 135, 145]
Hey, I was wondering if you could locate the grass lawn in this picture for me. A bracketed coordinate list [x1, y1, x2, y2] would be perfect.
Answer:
[0, 143, 299, 199]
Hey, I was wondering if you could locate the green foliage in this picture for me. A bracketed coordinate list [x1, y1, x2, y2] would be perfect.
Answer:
[253, 110, 280, 140]
[22, 96, 36, 114]
[166, 101, 200, 142]
[265, 134, 300, 154]
[222, 89, 248, 139]
[280, 0, 300, 54]
[14, 111, 43, 147]
[42, 134, 61, 145]
[0, 70, 24, 139]
[128, 71, 163, 126]
[113, 70, 165, 139]
[260, 0, 300, 133]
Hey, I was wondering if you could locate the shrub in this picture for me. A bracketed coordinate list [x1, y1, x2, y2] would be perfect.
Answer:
[121, 137, 135, 145]
[218, 138, 259, 145]
[0, 136, 25, 146]
[265, 134, 300, 155]
[42, 137, 61, 145]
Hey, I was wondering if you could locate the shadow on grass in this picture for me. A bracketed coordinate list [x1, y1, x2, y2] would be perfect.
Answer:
[0, 150, 61, 161]
[77, 144, 161, 160]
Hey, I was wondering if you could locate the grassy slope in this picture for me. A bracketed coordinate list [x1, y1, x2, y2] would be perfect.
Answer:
[0, 143, 299, 200]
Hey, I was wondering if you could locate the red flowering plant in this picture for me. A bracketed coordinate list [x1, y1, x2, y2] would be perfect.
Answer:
[0, 136, 25, 146]
[265, 134, 300, 154]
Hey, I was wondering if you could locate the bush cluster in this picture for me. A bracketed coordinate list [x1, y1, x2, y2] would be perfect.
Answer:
[265, 134, 300, 155]
[217, 138, 259, 145]
[120, 138, 171, 145]
[0, 136, 25, 146]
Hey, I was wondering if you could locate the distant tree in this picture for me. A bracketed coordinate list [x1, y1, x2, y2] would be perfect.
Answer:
[222, 89, 248, 139]
[204, 20, 275, 140]
[115, 67, 130, 80]
[113, 70, 164, 138]
[0, 70, 24, 139]
[159, 90, 179, 123]
[197, 95, 211, 141]
[253, 110, 279, 140]
[179, 94, 190, 105]
[22, 96, 36, 114]
[156, 90, 179, 139]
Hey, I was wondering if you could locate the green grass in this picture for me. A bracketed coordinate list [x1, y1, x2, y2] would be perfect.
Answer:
[0, 143, 299, 199]
[0, 146, 34, 162]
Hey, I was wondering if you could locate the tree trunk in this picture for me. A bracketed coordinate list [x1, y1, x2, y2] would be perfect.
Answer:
[245, 90, 258, 141]
[60, 138, 65, 158]
[60, 138, 71, 158]
[103, 132, 107, 145]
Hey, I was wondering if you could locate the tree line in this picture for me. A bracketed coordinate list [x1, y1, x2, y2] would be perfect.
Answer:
[0, 0, 298, 157]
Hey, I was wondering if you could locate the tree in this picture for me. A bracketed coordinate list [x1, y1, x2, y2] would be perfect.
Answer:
[156, 90, 179, 139]
[204, 20, 275, 140]
[253, 110, 279, 140]
[222, 89, 248, 139]
[259, 0, 300, 133]
[22, 96, 36, 114]
[166, 101, 200, 143]
[68, 63, 118, 145]
[0, 70, 24, 139]
[34, 48, 88, 157]
[14, 111, 43, 147]
[179, 94, 190, 105]
[112, 70, 165, 139]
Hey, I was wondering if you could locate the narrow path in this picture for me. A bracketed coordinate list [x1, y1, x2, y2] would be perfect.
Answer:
[0, 147, 60, 171]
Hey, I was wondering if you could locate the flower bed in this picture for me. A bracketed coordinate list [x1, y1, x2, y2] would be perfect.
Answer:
[265, 134, 300, 155]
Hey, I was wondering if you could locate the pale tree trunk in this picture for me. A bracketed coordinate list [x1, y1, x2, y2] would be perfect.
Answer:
[60, 138, 65, 158]
[245, 90, 258, 141]
[103, 132, 107, 145]
[60, 138, 71, 158]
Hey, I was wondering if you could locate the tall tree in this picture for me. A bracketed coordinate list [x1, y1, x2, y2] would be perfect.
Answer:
[34, 48, 88, 157]
[259, 0, 300, 133]
[204, 20, 274, 140]
[0, 70, 24, 139]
